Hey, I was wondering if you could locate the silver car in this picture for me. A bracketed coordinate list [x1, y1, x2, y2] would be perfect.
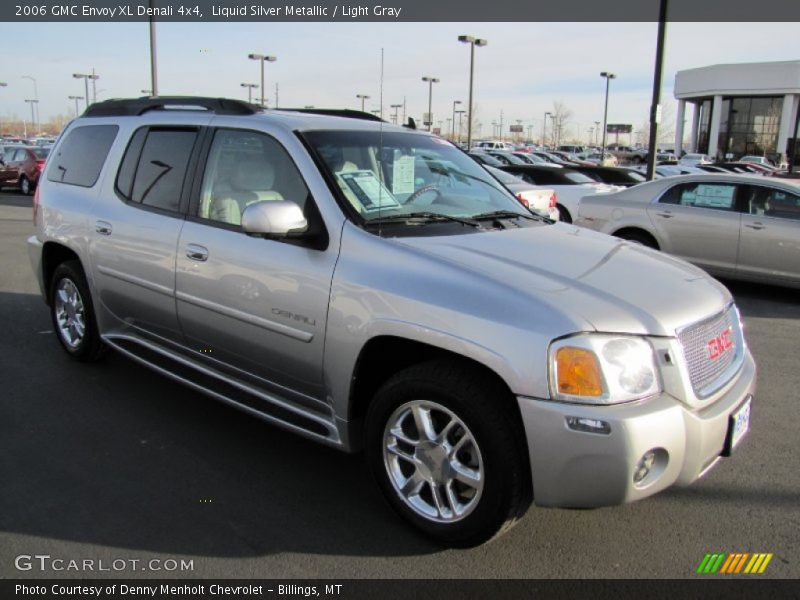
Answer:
[29, 97, 755, 546]
[576, 174, 800, 288]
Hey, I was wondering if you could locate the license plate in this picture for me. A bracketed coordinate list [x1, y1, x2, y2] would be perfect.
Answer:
[723, 397, 751, 456]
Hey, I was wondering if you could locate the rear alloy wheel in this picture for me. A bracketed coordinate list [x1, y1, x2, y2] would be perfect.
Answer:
[50, 261, 107, 361]
[20, 176, 32, 196]
[365, 360, 530, 547]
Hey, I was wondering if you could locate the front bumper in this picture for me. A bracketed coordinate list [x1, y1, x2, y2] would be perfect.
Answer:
[517, 350, 756, 508]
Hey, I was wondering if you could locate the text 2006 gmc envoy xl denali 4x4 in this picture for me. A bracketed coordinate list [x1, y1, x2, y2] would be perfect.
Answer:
[29, 97, 755, 546]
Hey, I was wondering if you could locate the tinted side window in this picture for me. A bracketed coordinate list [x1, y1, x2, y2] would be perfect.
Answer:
[745, 185, 800, 221]
[46, 125, 119, 187]
[659, 182, 737, 211]
[130, 129, 197, 212]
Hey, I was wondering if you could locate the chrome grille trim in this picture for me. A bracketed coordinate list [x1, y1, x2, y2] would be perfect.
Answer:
[676, 304, 744, 399]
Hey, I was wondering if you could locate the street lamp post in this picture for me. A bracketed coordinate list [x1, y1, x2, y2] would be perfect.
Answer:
[594, 120, 601, 146]
[240, 83, 258, 103]
[455, 110, 466, 143]
[24, 99, 39, 134]
[356, 94, 370, 112]
[248, 53, 277, 107]
[421, 76, 439, 132]
[22, 75, 39, 132]
[0, 82, 6, 137]
[600, 71, 616, 161]
[458, 35, 487, 150]
[543, 111, 551, 147]
[390, 103, 402, 125]
[68, 95, 84, 117]
[451, 100, 461, 140]
[73, 73, 99, 110]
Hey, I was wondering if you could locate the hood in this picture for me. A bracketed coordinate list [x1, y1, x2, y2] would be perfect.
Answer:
[396, 223, 731, 336]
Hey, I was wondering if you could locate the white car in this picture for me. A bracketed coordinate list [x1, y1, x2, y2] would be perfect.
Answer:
[485, 165, 559, 220]
[679, 153, 711, 167]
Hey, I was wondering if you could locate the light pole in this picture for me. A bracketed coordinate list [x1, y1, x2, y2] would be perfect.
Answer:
[356, 94, 370, 112]
[542, 111, 551, 147]
[22, 75, 38, 132]
[68, 96, 83, 117]
[148, 0, 158, 96]
[390, 103, 402, 124]
[458, 35, 487, 150]
[248, 53, 277, 107]
[0, 82, 6, 137]
[73, 73, 99, 110]
[594, 120, 601, 146]
[455, 110, 466, 143]
[421, 76, 439, 132]
[240, 83, 258, 103]
[24, 99, 38, 134]
[600, 71, 616, 161]
[451, 100, 462, 140]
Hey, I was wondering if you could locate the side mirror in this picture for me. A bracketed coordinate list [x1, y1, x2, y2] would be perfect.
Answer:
[241, 200, 308, 237]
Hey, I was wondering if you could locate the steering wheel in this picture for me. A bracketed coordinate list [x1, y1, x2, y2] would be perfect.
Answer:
[402, 184, 441, 205]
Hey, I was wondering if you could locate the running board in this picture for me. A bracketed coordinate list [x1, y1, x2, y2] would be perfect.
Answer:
[104, 335, 341, 447]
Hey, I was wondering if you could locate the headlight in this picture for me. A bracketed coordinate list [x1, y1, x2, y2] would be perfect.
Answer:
[549, 334, 661, 404]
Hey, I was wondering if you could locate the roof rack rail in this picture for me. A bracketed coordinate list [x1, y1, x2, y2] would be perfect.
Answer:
[280, 108, 386, 122]
[83, 96, 260, 117]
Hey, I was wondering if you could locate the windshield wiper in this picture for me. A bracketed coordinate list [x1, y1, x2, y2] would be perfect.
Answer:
[365, 211, 482, 228]
[471, 210, 539, 221]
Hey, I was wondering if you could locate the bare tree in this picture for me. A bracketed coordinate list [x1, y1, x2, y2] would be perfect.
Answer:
[551, 101, 573, 147]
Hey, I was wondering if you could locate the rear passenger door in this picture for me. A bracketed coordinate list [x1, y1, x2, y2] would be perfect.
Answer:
[737, 184, 800, 285]
[645, 181, 742, 276]
[174, 128, 336, 401]
[90, 125, 202, 343]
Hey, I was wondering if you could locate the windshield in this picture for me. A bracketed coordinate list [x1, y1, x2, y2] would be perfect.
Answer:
[304, 130, 530, 222]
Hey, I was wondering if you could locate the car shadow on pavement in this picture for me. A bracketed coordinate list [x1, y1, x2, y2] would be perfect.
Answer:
[723, 279, 800, 320]
[0, 291, 439, 559]
[0, 192, 31, 208]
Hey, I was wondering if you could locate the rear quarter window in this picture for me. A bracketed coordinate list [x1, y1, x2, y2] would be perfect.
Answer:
[46, 125, 119, 187]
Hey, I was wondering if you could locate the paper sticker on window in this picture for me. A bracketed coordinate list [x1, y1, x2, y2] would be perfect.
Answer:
[392, 155, 415, 195]
[337, 170, 401, 212]
[685, 184, 734, 209]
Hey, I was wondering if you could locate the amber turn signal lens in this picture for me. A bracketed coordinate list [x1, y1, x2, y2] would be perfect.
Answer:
[556, 347, 604, 397]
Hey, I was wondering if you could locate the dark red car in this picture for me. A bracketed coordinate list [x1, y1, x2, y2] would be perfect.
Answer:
[0, 145, 50, 195]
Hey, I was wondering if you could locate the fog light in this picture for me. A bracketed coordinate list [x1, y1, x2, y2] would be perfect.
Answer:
[566, 416, 611, 435]
[633, 451, 656, 483]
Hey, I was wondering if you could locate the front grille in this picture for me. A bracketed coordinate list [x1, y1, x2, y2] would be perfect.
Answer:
[677, 306, 742, 398]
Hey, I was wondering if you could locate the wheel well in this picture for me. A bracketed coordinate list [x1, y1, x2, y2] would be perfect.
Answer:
[556, 203, 572, 223]
[612, 227, 659, 249]
[42, 243, 80, 304]
[349, 336, 518, 424]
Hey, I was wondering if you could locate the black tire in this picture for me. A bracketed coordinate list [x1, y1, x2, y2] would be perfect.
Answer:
[615, 229, 659, 249]
[20, 176, 32, 196]
[49, 260, 107, 362]
[364, 360, 531, 547]
[557, 204, 572, 223]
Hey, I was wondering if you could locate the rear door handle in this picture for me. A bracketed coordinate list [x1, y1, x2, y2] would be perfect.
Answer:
[655, 211, 673, 219]
[95, 220, 113, 235]
[186, 244, 209, 262]
[745, 222, 765, 230]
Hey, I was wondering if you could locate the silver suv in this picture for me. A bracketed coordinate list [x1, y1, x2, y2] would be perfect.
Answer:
[29, 97, 755, 546]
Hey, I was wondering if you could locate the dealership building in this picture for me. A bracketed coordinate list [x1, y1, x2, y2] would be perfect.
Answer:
[674, 60, 800, 162]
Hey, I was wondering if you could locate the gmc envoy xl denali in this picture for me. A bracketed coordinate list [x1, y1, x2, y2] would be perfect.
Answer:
[28, 97, 755, 546]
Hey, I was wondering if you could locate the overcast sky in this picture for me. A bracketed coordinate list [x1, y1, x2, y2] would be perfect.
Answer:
[2, 21, 798, 141]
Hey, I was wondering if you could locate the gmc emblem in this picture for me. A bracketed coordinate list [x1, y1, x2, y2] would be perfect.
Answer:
[707, 328, 734, 360]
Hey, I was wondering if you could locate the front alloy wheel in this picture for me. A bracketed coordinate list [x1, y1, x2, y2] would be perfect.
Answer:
[383, 400, 484, 523]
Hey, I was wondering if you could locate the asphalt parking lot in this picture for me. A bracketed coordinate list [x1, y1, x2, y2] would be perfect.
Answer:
[1, 190, 798, 580]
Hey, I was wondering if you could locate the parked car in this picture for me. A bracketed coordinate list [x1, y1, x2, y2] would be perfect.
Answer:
[576, 173, 800, 288]
[567, 166, 649, 188]
[739, 155, 774, 167]
[0, 145, 49, 194]
[499, 165, 622, 223]
[609, 145, 648, 164]
[584, 152, 619, 167]
[29, 97, 755, 546]
[484, 165, 559, 220]
[472, 140, 515, 151]
[485, 150, 530, 166]
[679, 153, 711, 167]
[467, 151, 505, 167]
